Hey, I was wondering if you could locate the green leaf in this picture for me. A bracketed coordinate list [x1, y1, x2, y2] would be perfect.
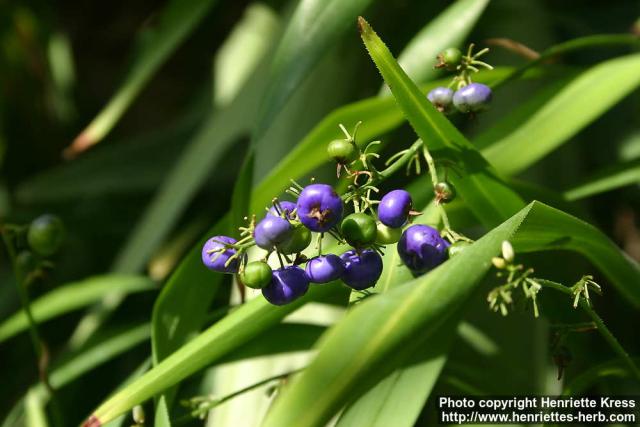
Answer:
[382, 0, 489, 91]
[88, 284, 344, 425]
[253, 69, 510, 214]
[358, 17, 524, 226]
[68, 0, 220, 153]
[253, 0, 375, 140]
[0, 275, 155, 343]
[213, 3, 279, 107]
[261, 201, 640, 427]
[563, 158, 640, 201]
[482, 54, 640, 176]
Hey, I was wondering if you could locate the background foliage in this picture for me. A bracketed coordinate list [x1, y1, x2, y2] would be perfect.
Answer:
[1, 0, 639, 426]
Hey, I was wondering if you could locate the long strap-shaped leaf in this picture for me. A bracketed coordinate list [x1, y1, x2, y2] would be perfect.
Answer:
[261, 201, 640, 427]
[67, 0, 220, 155]
[83, 199, 640, 425]
[358, 17, 525, 226]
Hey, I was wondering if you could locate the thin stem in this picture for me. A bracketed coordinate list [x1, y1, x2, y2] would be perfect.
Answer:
[1, 229, 51, 390]
[174, 368, 305, 425]
[376, 140, 424, 182]
[536, 279, 640, 381]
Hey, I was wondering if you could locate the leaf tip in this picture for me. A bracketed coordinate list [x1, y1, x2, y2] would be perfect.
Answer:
[82, 415, 102, 427]
[63, 130, 94, 160]
[357, 16, 368, 35]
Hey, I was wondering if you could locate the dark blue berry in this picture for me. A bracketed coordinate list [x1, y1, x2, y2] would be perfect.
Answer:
[253, 216, 293, 250]
[262, 266, 310, 305]
[340, 249, 383, 290]
[202, 235, 240, 274]
[305, 254, 345, 284]
[453, 83, 492, 113]
[268, 201, 296, 220]
[296, 184, 343, 232]
[378, 189, 412, 228]
[427, 87, 454, 113]
[397, 224, 448, 275]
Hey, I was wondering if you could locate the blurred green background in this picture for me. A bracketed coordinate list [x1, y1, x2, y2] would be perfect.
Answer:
[1, 0, 639, 425]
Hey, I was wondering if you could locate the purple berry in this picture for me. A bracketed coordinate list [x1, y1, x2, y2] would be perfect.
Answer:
[305, 254, 345, 284]
[253, 216, 293, 250]
[427, 87, 454, 113]
[340, 249, 383, 290]
[268, 201, 296, 220]
[262, 266, 310, 305]
[296, 184, 343, 232]
[453, 83, 492, 113]
[378, 189, 412, 228]
[202, 235, 240, 274]
[397, 224, 448, 275]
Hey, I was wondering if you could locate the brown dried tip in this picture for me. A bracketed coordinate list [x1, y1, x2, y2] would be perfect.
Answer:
[82, 415, 101, 427]
[357, 16, 367, 34]
[62, 131, 94, 160]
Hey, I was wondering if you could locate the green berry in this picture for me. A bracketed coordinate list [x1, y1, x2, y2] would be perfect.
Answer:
[327, 139, 358, 164]
[448, 241, 471, 258]
[241, 261, 273, 289]
[437, 47, 462, 70]
[16, 250, 38, 275]
[27, 214, 65, 256]
[340, 213, 377, 247]
[279, 225, 312, 254]
[375, 222, 402, 245]
[434, 181, 456, 204]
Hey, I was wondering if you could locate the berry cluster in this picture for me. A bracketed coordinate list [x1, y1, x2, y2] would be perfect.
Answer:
[202, 120, 476, 306]
[427, 44, 493, 114]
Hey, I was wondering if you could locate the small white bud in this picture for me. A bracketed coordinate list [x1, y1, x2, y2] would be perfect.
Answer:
[501, 240, 514, 263]
[492, 257, 506, 269]
[133, 405, 145, 424]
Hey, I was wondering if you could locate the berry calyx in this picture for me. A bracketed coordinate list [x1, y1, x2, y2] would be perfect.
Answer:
[340, 249, 383, 290]
[397, 224, 448, 275]
[27, 214, 65, 257]
[434, 181, 456, 204]
[305, 254, 345, 284]
[340, 213, 377, 247]
[378, 189, 412, 228]
[268, 201, 296, 220]
[448, 240, 471, 258]
[375, 222, 402, 245]
[427, 87, 454, 114]
[296, 184, 343, 232]
[279, 224, 312, 254]
[436, 47, 462, 70]
[327, 139, 358, 164]
[262, 265, 309, 305]
[253, 216, 293, 250]
[202, 236, 240, 274]
[241, 261, 272, 289]
[453, 83, 492, 113]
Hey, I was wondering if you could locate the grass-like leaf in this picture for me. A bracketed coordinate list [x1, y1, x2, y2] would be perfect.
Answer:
[563, 158, 640, 201]
[261, 201, 640, 427]
[67, 0, 220, 155]
[358, 17, 525, 227]
[483, 53, 640, 176]
[381, 0, 489, 92]
[0, 275, 155, 343]
[252, 0, 376, 141]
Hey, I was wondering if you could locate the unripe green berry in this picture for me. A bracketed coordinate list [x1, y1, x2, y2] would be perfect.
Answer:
[341, 213, 377, 247]
[278, 225, 312, 254]
[375, 222, 402, 245]
[16, 250, 38, 275]
[241, 261, 273, 289]
[448, 241, 471, 258]
[327, 139, 358, 164]
[437, 47, 462, 70]
[27, 214, 65, 257]
[434, 181, 456, 204]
